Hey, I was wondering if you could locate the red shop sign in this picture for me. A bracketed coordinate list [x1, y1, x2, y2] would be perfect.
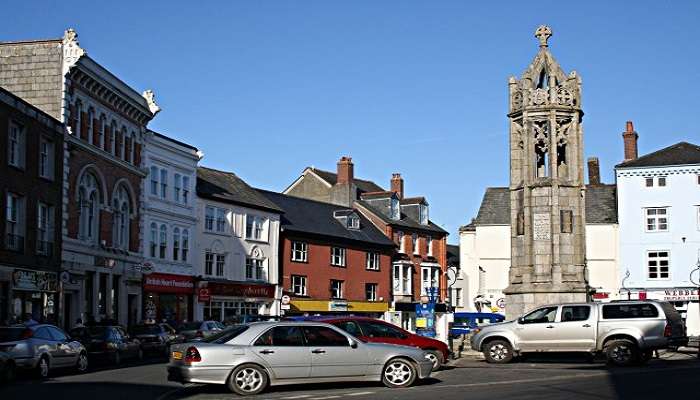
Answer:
[207, 281, 275, 299]
[198, 288, 211, 302]
[143, 273, 195, 295]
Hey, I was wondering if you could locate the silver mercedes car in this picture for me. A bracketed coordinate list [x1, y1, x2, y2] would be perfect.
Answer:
[167, 321, 433, 395]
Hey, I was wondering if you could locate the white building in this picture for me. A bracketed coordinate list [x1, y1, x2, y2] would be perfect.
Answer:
[616, 137, 700, 335]
[142, 130, 200, 325]
[458, 166, 620, 314]
[194, 167, 284, 322]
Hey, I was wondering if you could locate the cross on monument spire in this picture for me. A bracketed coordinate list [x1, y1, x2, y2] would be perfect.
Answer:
[535, 25, 552, 48]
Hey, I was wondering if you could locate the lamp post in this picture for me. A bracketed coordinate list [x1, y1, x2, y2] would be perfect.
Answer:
[689, 260, 700, 359]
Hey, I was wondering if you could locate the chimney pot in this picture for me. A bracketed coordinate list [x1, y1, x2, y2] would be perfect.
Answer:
[587, 157, 601, 185]
[390, 173, 404, 199]
[622, 121, 639, 162]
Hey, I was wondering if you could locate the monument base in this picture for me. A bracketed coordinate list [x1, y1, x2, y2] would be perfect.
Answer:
[504, 285, 588, 320]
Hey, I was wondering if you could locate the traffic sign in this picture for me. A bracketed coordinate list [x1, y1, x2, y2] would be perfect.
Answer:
[281, 295, 291, 305]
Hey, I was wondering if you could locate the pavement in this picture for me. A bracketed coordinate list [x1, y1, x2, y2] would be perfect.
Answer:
[1, 351, 699, 400]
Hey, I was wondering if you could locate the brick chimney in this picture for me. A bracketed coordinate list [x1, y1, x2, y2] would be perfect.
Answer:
[337, 156, 354, 184]
[622, 121, 639, 162]
[587, 157, 600, 185]
[390, 173, 404, 199]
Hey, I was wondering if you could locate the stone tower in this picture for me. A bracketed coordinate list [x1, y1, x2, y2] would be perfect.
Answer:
[504, 26, 589, 318]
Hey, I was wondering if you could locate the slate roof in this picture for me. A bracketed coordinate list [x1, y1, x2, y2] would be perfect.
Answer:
[473, 184, 618, 225]
[196, 167, 284, 213]
[616, 142, 700, 169]
[257, 190, 396, 247]
[311, 168, 386, 193]
[356, 200, 448, 235]
[446, 244, 460, 266]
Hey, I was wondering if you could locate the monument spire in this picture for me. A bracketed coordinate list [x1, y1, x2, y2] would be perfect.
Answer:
[535, 25, 552, 48]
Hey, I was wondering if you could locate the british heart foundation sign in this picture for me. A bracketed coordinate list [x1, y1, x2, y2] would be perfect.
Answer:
[206, 281, 275, 299]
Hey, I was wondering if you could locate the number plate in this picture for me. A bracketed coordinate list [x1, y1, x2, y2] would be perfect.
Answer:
[171, 351, 183, 360]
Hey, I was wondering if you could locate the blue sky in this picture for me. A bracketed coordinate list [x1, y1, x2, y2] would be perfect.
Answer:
[4, 1, 700, 243]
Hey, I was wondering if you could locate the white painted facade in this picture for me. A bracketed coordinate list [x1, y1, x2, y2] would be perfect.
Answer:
[616, 163, 700, 335]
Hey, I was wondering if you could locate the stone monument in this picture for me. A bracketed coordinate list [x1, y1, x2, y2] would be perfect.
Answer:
[504, 26, 589, 318]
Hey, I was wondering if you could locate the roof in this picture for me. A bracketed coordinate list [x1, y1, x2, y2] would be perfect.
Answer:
[401, 197, 427, 205]
[150, 130, 198, 151]
[257, 190, 396, 247]
[446, 244, 460, 265]
[196, 167, 283, 213]
[473, 185, 618, 226]
[616, 142, 700, 169]
[311, 168, 385, 193]
[356, 200, 448, 235]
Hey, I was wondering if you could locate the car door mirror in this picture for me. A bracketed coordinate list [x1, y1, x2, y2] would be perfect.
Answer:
[349, 339, 358, 349]
[517, 317, 524, 324]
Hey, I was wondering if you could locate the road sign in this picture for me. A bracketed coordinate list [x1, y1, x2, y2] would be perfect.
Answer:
[281, 304, 291, 310]
[60, 271, 71, 284]
[281, 295, 291, 305]
[496, 298, 506, 309]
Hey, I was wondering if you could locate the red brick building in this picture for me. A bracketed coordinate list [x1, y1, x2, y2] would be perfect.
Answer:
[259, 190, 396, 317]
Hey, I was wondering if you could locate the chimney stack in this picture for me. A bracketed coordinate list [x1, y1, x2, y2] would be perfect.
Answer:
[587, 157, 600, 185]
[622, 121, 639, 162]
[390, 173, 404, 199]
[336, 156, 354, 184]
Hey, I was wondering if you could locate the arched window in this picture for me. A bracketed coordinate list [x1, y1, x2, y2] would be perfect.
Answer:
[98, 114, 106, 149]
[173, 227, 180, 261]
[150, 166, 159, 195]
[110, 121, 117, 155]
[87, 107, 94, 144]
[181, 229, 189, 262]
[159, 224, 167, 259]
[149, 222, 158, 258]
[75, 100, 83, 137]
[120, 127, 127, 161]
[129, 131, 136, 164]
[78, 172, 100, 243]
[112, 185, 131, 250]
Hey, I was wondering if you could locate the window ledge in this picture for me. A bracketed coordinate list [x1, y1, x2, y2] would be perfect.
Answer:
[245, 238, 270, 244]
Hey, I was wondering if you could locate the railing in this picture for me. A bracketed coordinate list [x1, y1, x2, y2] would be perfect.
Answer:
[6, 234, 24, 252]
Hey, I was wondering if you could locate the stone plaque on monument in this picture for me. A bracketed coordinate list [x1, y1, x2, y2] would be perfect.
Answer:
[533, 213, 551, 241]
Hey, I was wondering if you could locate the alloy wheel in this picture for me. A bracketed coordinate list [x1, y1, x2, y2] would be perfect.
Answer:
[425, 353, 439, 369]
[77, 353, 89, 372]
[39, 358, 49, 378]
[611, 344, 632, 363]
[384, 361, 413, 386]
[234, 367, 264, 393]
[489, 343, 508, 361]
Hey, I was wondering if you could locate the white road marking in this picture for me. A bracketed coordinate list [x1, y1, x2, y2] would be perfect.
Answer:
[307, 396, 342, 400]
[345, 392, 375, 397]
[280, 396, 314, 399]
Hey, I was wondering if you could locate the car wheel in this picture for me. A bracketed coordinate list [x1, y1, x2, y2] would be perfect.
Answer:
[36, 356, 50, 379]
[113, 351, 121, 366]
[605, 339, 639, 367]
[227, 364, 268, 396]
[382, 358, 417, 388]
[425, 350, 443, 370]
[483, 339, 514, 364]
[76, 352, 89, 373]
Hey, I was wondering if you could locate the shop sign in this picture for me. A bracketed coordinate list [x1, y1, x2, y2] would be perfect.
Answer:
[329, 300, 348, 312]
[143, 273, 195, 294]
[662, 289, 698, 301]
[281, 304, 291, 310]
[207, 282, 275, 299]
[415, 302, 436, 338]
[12, 269, 56, 292]
[198, 288, 211, 302]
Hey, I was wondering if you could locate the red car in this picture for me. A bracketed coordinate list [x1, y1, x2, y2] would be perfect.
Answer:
[319, 316, 449, 369]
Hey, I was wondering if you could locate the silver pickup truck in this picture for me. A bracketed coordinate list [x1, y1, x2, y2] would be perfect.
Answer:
[470, 300, 688, 366]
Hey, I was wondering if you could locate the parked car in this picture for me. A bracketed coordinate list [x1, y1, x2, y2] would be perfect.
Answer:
[176, 321, 225, 341]
[450, 312, 505, 337]
[130, 323, 178, 356]
[470, 300, 689, 366]
[167, 321, 433, 396]
[319, 316, 450, 370]
[0, 324, 88, 378]
[69, 325, 143, 365]
[0, 351, 15, 383]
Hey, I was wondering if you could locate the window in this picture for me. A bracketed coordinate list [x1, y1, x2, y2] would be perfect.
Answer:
[159, 224, 167, 259]
[205, 251, 214, 275]
[182, 229, 189, 262]
[397, 231, 405, 253]
[246, 215, 266, 240]
[205, 206, 215, 231]
[521, 306, 558, 324]
[419, 204, 429, 225]
[112, 186, 131, 250]
[74, 101, 82, 138]
[645, 208, 668, 232]
[291, 275, 307, 296]
[159, 169, 167, 199]
[109, 121, 117, 155]
[330, 280, 344, 299]
[391, 197, 400, 220]
[366, 252, 380, 270]
[561, 306, 591, 322]
[393, 264, 413, 295]
[412, 233, 419, 254]
[332, 321, 361, 337]
[357, 321, 405, 339]
[5, 193, 24, 251]
[647, 251, 670, 279]
[302, 326, 349, 347]
[421, 267, 440, 296]
[128, 132, 135, 164]
[658, 176, 666, 187]
[78, 172, 100, 243]
[204, 251, 226, 277]
[173, 228, 180, 261]
[291, 241, 308, 262]
[174, 173, 181, 202]
[254, 326, 305, 347]
[365, 283, 378, 301]
[87, 107, 94, 144]
[39, 138, 54, 179]
[182, 176, 190, 205]
[348, 215, 360, 229]
[452, 287, 463, 307]
[98, 114, 106, 148]
[216, 254, 225, 276]
[426, 236, 433, 256]
[645, 177, 654, 187]
[216, 208, 226, 233]
[37, 202, 53, 255]
[149, 223, 157, 257]
[8, 121, 24, 168]
[602, 304, 659, 319]
[330, 247, 346, 267]
[560, 210, 573, 233]
[150, 167, 158, 195]
[120, 127, 127, 161]
[246, 257, 266, 281]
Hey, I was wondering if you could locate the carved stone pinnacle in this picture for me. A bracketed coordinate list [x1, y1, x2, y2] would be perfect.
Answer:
[535, 25, 552, 48]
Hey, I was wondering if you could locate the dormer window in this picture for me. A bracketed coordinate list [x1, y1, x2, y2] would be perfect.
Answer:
[348, 215, 360, 229]
[419, 204, 429, 225]
[391, 197, 400, 220]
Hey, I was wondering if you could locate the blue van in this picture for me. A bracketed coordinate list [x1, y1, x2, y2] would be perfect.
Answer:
[450, 312, 505, 337]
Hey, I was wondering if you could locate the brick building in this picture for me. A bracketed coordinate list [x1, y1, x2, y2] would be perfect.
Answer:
[0, 87, 64, 325]
[0, 29, 160, 327]
[258, 190, 396, 317]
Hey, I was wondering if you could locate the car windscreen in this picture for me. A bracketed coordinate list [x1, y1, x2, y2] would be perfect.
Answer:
[131, 325, 161, 335]
[0, 327, 26, 341]
[178, 322, 202, 331]
[201, 325, 249, 344]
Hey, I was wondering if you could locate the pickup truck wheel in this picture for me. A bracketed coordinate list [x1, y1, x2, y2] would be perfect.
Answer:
[483, 340, 513, 364]
[605, 339, 639, 367]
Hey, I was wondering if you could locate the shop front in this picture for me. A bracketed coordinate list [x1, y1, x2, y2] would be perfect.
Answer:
[287, 298, 389, 318]
[142, 273, 194, 326]
[196, 280, 278, 323]
[10, 268, 58, 324]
